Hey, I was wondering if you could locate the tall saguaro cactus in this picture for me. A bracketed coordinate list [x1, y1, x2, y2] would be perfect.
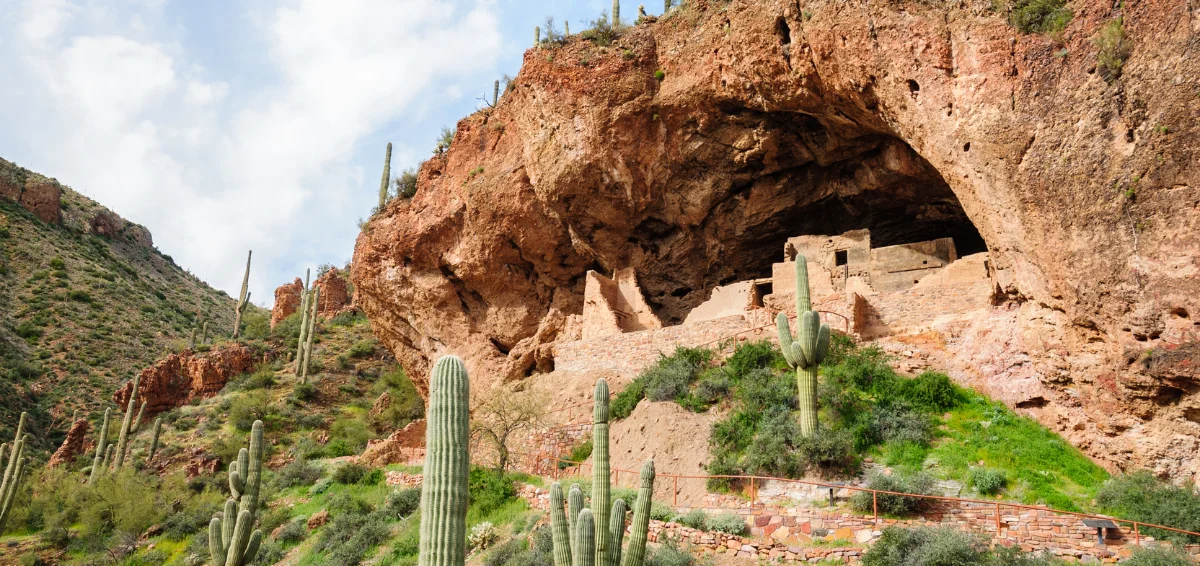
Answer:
[379, 143, 393, 208]
[294, 269, 311, 377]
[301, 286, 320, 384]
[418, 356, 471, 566]
[550, 380, 655, 566]
[777, 254, 831, 436]
[0, 412, 28, 534]
[592, 379, 611, 566]
[232, 250, 252, 339]
[148, 417, 163, 461]
[209, 420, 264, 566]
[114, 374, 146, 471]
[89, 408, 111, 485]
[612, 0, 620, 24]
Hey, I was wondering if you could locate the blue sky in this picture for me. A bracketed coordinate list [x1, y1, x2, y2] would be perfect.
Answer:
[0, 0, 647, 305]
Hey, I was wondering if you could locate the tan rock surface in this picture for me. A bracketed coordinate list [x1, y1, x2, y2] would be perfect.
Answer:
[354, 0, 1200, 478]
[272, 278, 304, 329]
[113, 343, 256, 416]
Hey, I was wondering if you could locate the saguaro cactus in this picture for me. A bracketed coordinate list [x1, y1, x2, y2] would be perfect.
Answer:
[612, 0, 620, 24]
[592, 379, 611, 566]
[379, 143, 393, 208]
[148, 417, 163, 461]
[209, 420, 264, 566]
[232, 250, 252, 339]
[294, 269, 311, 377]
[0, 412, 28, 533]
[535, 26, 541, 46]
[550, 381, 655, 566]
[621, 461, 654, 566]
[574, 509, 596, 566]
[189, 326, 198, 349]
[89, 408, 111, 485]
[565, 20, 570, 36]
[202, 320, 210, 344]
[550, 484, 572, 566]
[417, 356, 471, 566]
[777, 254, 831, 436]
[493, 80, 500, 106]
[114, 375, 145, 471]
[301, 286, 320, 384]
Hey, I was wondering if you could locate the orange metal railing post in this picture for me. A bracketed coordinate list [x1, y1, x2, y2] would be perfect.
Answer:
[873, 491, 878, 522]
[1135, 523, 1140, 546]
[750, 477, 756, 510]
[995, 503, 1001, 533]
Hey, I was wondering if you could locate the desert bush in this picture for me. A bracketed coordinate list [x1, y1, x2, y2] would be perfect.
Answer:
[468, 467, 518, 517]
[360, 468, 385, 486]
[1097, 471, 1200, 543]
[293, 381, 317, 402]
[644, 348, 712, 402]
[969, 468, 1007, 496]
[229, 391, 272, 432]
[650, 501, 675, 522]
[274, 518, 307, 544]
[332, 463, 368, 485]
[348, 339, 376, 358]
[312, 509, 393, 566]
[863, 526, 989, 566]
[610, 378, 646, 420]
[559, 439, 593, 469]
[330, 413, 370, 453]
[798, 426, 858, 477]
[395, 168, 419, 199]
[1120, 546, 1196, 566]
[1094, 18, 1131, 83]
[707, 513, 747, 535]
[862, 402, 935, 448]
[274, 458, 323, 489]
[485, 539, 527, 566]
[581, 11, 621, 47]
[852, 472, 937, 516]
[385, 488, 422, 518]
[644, 538, 694, 566]
[672, 509, 708, 530]
[742, 409, 806, 478]
[1007, 0, 1072, 34]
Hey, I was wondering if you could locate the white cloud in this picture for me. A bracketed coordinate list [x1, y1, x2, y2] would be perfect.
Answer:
[2, 0, 503, 304]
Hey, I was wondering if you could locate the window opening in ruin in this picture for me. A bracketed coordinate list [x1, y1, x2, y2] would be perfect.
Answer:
[751, 281, 773, 307]
[835, 250, 848, 266]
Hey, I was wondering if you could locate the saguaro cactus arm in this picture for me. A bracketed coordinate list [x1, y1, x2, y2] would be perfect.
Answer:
[568, 484, 584, 558]
[0, 412, 28, 532]
[148, 417, 163, 461]
[620, 460, 655, 566]
[550, 483, 572, 566]
[573, 509, 596, 566]
[301, 286, 320, 383]
[232, 250, 252, 339]
[208, 421, 264, 566]
[417, 356, 471, 566]
[607, 499, 627, 566]
[114, 375, 141, 470]
[89, 408, 111, 485]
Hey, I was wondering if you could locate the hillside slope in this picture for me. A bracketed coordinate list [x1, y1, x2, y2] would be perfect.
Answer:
[0, 157, 236, 450]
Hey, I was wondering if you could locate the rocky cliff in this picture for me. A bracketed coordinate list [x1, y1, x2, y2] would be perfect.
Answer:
[353, 0, 1200, 478]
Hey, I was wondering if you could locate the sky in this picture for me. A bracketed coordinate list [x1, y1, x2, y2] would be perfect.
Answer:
[0, 0, 642, 305]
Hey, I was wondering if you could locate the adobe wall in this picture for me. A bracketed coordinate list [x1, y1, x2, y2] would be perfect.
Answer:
[582, 268, 663, 340]
[684, 280, 757, 325]
[869, 237, 958, 293]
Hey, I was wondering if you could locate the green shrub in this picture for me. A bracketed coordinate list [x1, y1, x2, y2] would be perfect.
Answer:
[797, 426, 858, 477]
[395, 168, 419, 199]
[385, 488, 422, 518]
[707, 513, 747, 535]
[312, 509, 393, 566]
[348, 339, 376, 358]
[229, 391, 272, 432]
[644, 358, 697, 401]
[274, 458, 323, 489]
[862, 526, 989, 566]
[650, 501, 675, 522]
[333, 463, 368, 484]
[1007, 0, 1072, 34]
[274, 519, 307, 545]
[644, 537, 694, 566]
[969, 468, 1007, 496]
[672, 509, 707, 530]
[852, 472, 937, 517]
[468, 467, 518, 517]
[484, 539, 527, 566]
[610, 378, 646, 420]
[293, 381, 317, 402]
[1121, 546, 1196, 566]
[330, 413, 371, 453]
[1094, 18, 1131, 83]
[1097, 471, 1200, 543]
[893, 372, 964, 413]
[68, 290, 92, 303]
[360, 468, 385, 486]
[560, 439, 593, 469]
[742, 409, 806, 478]
[654, 70, 665, 81]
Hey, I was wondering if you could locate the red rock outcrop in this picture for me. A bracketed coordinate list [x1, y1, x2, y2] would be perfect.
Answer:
[114, 343, 256, 415]
[0, 160, 61, 224]
[353, 0, 1200, 479]
[357, 420, 426, 467]
[48, 418, 90, 468]
[314, 267, 353, 319]
[271, 278, 304, 329]
[87, 209, 153, 247]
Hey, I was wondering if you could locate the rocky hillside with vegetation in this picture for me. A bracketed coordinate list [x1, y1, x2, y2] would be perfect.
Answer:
[0, 158, 238, 452]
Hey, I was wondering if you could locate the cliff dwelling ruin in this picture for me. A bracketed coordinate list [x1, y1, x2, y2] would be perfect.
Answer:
[558, 228, 995, 378]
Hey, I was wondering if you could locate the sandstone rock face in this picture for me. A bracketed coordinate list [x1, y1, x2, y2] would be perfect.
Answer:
[353, 0, 1200, 478]
[271, 278, 304, 329]
[48, 418, 90, 468]
[114, 343, 256, 416]
[314, 267, 352, 319]
[88, 209, 153, 247]
[358, 419, 426, 468]
[0, 169, 61, 224]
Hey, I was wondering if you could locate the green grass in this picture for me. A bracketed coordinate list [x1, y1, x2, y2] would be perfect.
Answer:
[927, 393, 1108, 510]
